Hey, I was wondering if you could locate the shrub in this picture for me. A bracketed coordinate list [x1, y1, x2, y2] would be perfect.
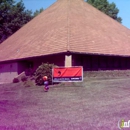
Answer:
[13, 78, 19, 83]
[21, 76, 28, 82]
[34, 63, 55, 85]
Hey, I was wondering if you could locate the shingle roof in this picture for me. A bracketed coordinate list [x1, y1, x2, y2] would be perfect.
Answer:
[0, 0, 130, 62]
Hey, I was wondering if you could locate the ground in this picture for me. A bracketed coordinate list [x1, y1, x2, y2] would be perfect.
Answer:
[0, 70, 130, 130]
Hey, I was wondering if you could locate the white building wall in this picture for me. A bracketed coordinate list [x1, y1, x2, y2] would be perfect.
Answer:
[65, 55, 72, 67]
[0, 62, 18, 83]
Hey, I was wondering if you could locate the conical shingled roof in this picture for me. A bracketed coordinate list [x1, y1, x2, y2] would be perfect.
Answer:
[0, 0, 130, 62]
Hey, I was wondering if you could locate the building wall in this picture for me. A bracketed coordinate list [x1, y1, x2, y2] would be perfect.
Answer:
[17, 61, 28, 74]
[31, 54, 65, 71]
[72, 54, 130, 71]
[0, 62, 18, 83]
[0, 54, 65, 83]
[17, 54, 65, 76]
[2, 53, 130, 83]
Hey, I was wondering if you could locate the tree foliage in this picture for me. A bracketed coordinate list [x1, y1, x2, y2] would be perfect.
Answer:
[33, 8, 44, 17]
[87, 0, 122, 23]
[35, 63, 56, 86]
[0, 0, 44, 44]
[0, 0, 33, 43]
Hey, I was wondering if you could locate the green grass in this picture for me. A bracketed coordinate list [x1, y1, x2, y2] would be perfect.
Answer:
[0, 70, 130, 130]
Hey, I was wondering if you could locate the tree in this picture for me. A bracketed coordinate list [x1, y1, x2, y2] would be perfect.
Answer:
[86, 0, 122, 23]
[33, 8, 44, 17]
[0, 0, 33, 43]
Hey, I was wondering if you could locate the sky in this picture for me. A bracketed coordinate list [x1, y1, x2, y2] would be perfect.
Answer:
[17, 0, 130, 29]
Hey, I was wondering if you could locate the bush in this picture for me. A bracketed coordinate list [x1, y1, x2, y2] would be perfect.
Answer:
[13, 78, 19, 83]
[21, 76, 28, 82]
[34, 63, 55, 85]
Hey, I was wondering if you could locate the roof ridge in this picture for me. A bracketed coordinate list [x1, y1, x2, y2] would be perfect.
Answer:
[67, 0, 70, 52]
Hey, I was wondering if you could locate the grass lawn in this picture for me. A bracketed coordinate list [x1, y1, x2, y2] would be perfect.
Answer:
[0, 70, 130, 130]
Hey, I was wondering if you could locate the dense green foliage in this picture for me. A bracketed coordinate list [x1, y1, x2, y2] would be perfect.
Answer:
[0, 0, 43, 44]
[33, 8, 44, 17]
[0, 0, 33, 43]
[86, 0, 122, 23]
[35, 63, 55, 86]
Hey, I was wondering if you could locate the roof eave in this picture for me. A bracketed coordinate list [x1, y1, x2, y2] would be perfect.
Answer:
[0, 52, 67, 64]
[69, 51, 130, 57]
